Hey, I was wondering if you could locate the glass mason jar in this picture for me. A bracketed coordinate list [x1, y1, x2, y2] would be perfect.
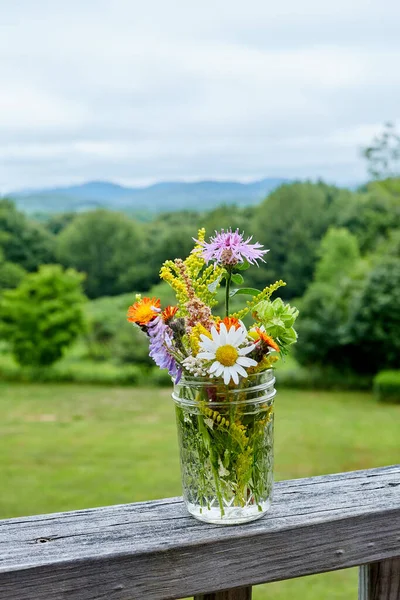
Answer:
[172, 369, 276, 525]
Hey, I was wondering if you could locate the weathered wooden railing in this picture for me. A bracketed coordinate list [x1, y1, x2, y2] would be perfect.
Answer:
[0, 466, 399, 600]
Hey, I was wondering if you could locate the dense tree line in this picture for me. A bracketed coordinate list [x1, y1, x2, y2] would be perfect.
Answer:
[0, 175, 399, 374]
[0, 181, 368, 299]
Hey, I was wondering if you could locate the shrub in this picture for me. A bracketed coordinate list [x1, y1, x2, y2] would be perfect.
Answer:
[277, 366, 372, 391]
[0, 354, 142, 386]
[59, 363, 142, 386]
[374, 371, 400, 403]
[146, 368, 173, 387]
[112, 327, 153, 366]
[84, 292, 153, 365]
[0, 249, 27, 291]
[0, 265, 86, 366]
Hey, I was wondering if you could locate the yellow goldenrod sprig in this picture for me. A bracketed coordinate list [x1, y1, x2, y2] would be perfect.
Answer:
[159, 261, 188, 307]
[194, 265, 224, 307]
[185, 227, 206, 279]
[202, 406, 230, 428]
[229, 421, 249, 451]
[201, 407, 250, 452]
[160, 227, 223, 310]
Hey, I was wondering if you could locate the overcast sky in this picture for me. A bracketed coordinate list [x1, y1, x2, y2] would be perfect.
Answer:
[1, 0, 399, 191]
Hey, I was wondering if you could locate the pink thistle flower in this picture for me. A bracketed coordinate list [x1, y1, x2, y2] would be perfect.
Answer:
[197, 229, 268, 266]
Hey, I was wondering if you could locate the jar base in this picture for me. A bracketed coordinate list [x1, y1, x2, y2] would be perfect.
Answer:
[186, 499, 271, 525]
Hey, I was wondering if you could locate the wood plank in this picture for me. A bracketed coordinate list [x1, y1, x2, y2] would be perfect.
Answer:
[194, 586, 252, 599]
[0, 466, 399, 600]
[359, 559, 400, 600]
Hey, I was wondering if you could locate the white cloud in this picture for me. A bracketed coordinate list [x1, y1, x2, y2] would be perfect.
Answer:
[1, 0, 399, 190]
[0, 85, 87, 131]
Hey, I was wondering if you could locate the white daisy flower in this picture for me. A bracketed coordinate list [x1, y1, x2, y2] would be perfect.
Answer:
[197, 322, 257, 385]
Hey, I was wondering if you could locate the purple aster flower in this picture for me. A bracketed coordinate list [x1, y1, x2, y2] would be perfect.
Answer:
[147, 315, 182, 382]
[197, 229, 268, 266]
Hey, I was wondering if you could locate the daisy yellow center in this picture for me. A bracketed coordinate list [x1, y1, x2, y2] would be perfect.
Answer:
[215, 344, 239, 366]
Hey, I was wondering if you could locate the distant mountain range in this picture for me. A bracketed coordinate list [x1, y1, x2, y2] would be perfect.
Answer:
[7, 178, 290, 215]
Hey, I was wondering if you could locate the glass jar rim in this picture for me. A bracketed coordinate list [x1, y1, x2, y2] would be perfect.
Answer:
[172, 369, 276, 406]
[175, 368, 275, 387]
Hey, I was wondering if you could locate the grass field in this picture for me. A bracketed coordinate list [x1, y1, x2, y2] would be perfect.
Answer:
[1, 383, 399, 599]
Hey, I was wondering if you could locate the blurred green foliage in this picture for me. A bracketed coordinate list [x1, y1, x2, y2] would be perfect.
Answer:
[56, 209, 145, 298]
[295, 227, 400, 374]
[338, 184, 400, 253]
[0, 248, 26, 291]
[0, 199, 56, 270]
[362, 122, 400, 180]
[0, 353, 143, 385]
[374, 370, 400, 403]
[0, 265, 86, 366]
[346, 255, 400, 373]
[251, 181, 355, 297]
[0, 173, 399, 380]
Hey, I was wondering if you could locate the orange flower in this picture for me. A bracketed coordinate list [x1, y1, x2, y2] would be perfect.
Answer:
[162, 305, 179, 323]
[127, 297, 160, 325]
[216, 316, 241, 331]
[255, 328, 280, 352]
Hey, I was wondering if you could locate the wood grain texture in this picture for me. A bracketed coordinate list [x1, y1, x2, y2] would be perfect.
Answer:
[359, 559, 400, 600]
[194, 586, 252, 599]
[0, 466, 399, 600]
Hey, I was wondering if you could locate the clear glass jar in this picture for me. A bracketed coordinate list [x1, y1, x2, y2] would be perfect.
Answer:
[172, 369, 276, 525]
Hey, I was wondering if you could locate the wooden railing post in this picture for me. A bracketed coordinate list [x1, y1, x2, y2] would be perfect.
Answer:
[194, 587, 252, 600]
[359, 559, 400, 600]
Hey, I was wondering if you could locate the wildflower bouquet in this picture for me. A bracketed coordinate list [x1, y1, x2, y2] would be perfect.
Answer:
[127, 228, 298, 524]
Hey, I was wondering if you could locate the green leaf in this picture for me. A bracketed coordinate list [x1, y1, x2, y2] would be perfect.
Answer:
[236, 287, 261, 297]
[231, 273, 244, 285]
[237, 259, 250, 271]
[229, 287, 261, 298]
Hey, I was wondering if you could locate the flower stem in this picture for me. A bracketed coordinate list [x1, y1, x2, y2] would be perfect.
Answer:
[225, 271, 231, 317]
[197, 413, 225, 517]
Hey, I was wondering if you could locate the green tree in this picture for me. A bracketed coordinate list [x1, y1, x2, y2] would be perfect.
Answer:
[203, 205, 251, 233]
[296, 226, 400, 374]
[142, 223, 198, 285]
[45, 212, 76, 234]
[0, 249, 26, 292]
[345, 256, 400, 373]
[57, 209, 145, 298]
[339, 185, 400, 253]
[362, 122, 400, 179]
[0, 199, 56, 270]
[375, 228, 400, 258]
[0, 265, 86, 366]
[134, 206, 253, 291]
[251, 182, 355, 298]
[314, 228, 360, 284]
[294, 229, 367, 369]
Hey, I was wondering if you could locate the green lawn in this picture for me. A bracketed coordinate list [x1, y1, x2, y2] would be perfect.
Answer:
[1, 383, 399, 599]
